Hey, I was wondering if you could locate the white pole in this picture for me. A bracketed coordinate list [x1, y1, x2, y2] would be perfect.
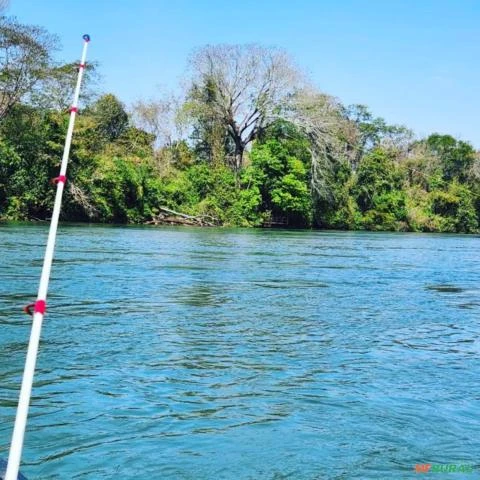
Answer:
[5, 34, 90, 480]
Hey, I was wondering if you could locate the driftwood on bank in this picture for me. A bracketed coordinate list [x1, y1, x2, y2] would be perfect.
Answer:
[146, 207, 220, 227]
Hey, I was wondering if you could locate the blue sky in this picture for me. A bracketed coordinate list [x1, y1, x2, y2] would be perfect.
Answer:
[7, 0, 480, 147]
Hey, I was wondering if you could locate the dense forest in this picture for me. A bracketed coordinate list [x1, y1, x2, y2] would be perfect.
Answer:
[0, 17, 479, 232]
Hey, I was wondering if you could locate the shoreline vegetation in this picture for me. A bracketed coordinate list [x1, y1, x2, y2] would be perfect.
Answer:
[0, 17, 479, 233]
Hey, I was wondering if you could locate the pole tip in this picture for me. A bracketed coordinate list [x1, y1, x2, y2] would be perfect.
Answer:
[82, 34, 91, 42]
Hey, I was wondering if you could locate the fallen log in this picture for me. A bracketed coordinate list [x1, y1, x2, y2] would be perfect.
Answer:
[146, 207, 221, 227]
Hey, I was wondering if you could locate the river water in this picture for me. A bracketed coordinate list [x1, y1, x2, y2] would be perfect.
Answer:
[0, 224, 479, 479]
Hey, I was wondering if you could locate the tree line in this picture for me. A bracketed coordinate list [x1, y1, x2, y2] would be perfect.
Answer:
[0, 16, 479, 232]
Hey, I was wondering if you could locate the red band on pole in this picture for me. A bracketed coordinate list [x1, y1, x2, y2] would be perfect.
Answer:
[51, 175, 67, 185]
[69, 107, 78, 113]
[34, 300, 46, 314]
[23, 300, 46, 316]
[79, 63, 86, 68]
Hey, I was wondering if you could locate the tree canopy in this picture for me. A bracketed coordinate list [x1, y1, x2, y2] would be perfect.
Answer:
[185, 44, 301, 170]
[0, 16, 478, 233]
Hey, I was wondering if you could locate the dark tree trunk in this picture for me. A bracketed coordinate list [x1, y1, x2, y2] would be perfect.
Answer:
[234, 142, 244, 172]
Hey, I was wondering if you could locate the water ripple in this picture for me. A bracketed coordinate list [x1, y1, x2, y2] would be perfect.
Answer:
[0, 225, 479, 479]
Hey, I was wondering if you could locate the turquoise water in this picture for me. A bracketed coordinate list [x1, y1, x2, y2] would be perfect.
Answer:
[0, 224, 479, 479]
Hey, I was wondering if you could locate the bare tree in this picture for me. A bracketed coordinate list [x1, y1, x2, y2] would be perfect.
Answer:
[186, 44, 301, 170]
[0, 16, 57, 119]
[131, 95, 183, 148]
[285, 88, 350, 204]
[470, 151, 480, 182]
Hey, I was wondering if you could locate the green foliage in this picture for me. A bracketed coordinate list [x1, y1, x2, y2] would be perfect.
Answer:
[0, 18, 477, 234]
[116, 126, 155, 158]
[429, 182, 478, 233]
[0, 94, 478, 234]
[314, 160, 358, 229]
[0, 140, 24, 217]
[351, 149, 407, 230]
[89, 156, 164, 223]
[343, 104, 413, 167]
[87, 94, 129, 143]
[0, 106, 68, 219]
[248, 122, 312, 227]
[186, 79, 233, 165]
[227, 174, 263, 226]
[158, 163, 262, 226]
[354, 149, 400, 210]
[425, 134, 476, 182]
[30, 60, 99, 111]
[0, 16, 58, 118]
[270, 162, 311, 219]
[249, 140, 312, 226]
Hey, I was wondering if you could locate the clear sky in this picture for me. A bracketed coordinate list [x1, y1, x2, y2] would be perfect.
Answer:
[6, 0, 480, 147]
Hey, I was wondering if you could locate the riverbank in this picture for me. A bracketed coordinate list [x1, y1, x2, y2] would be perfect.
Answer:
[1, 132, 478, 234]
[2, 214, 478, 234]
[1, 102, 479, 235]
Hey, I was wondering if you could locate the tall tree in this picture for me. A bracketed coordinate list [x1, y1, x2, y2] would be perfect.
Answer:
[30, 60, 99, 111]
[0, 16, 57, 119]
[131, 95, 182, 147]
[186, 44, 300, 171]
[88, 94, 129, 142]
[343, 104, 413, 169]
[285, 88, 350, 208]
[425, 134, 476, 182]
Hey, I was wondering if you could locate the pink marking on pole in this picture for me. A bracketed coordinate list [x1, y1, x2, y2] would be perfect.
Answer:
[34, 300, 46, 314]
[79, 63, 86, 69]
[51, 175, 67, 185]
[69, 106, 78, 113]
